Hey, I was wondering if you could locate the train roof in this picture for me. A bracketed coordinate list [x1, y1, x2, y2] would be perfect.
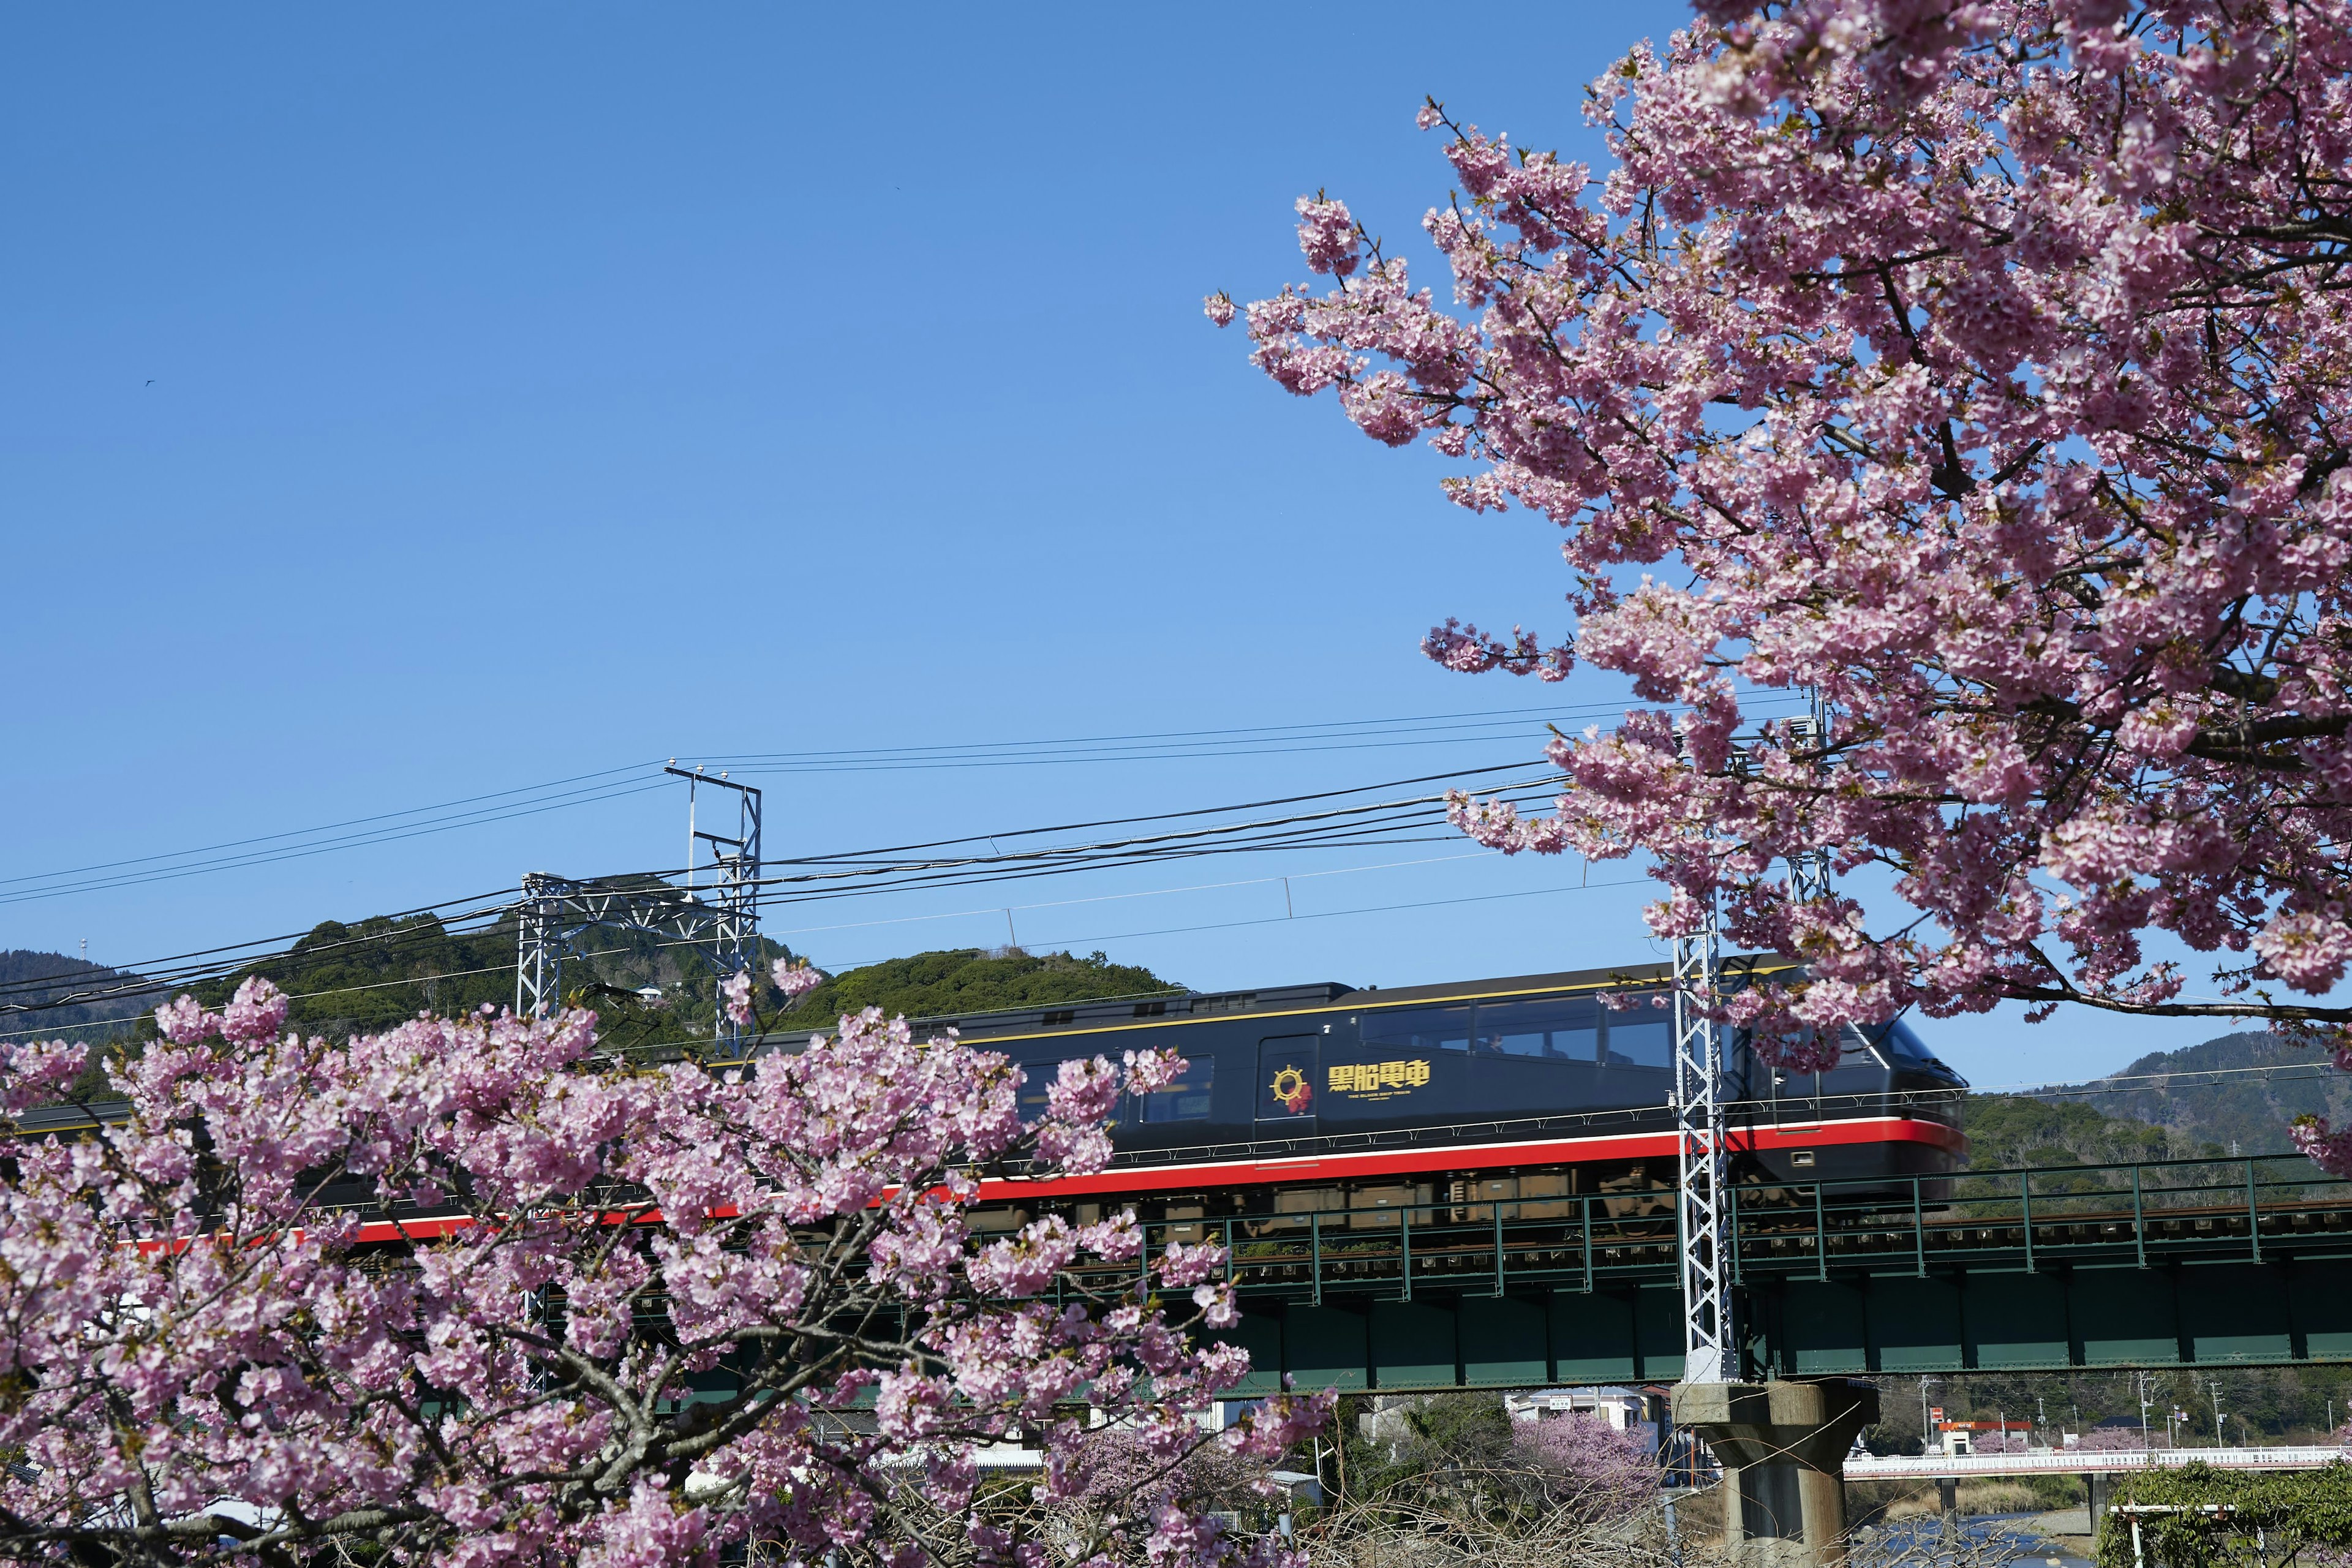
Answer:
[782, 954, 1806, 1047]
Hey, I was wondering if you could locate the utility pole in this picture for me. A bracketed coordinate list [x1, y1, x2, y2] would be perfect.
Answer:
[2211, 1380, 2226, 1449]
[1920, 1378, 1940, 1454]
[2138, 1373, 2156, 1450]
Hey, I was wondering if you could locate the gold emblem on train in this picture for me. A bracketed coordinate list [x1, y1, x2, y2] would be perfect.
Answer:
[1267, 1065, 1313, 1114]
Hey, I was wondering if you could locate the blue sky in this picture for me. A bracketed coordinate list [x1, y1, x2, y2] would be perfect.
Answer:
[0, 3, 2246, 1086]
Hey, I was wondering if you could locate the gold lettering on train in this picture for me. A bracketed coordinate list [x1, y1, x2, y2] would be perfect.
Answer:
[1327, 1058, 1431, 1099]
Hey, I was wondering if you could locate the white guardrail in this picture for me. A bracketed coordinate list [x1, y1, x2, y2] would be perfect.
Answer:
[1846, 1448, 2350, 1479]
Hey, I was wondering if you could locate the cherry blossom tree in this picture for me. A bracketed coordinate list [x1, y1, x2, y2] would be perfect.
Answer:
[1512, 1415, 1657, 1522]
[0, 970, 1328, 1567]
[2076, 1425, 2152, 1453]
[1213, 0, 2352, 1084]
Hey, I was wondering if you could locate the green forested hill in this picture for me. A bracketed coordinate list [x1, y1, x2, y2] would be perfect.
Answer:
[191, 913, 525, 1036]
[771, 948, 1179, 1032]
[0, 950, 156, 1043]
[173, 903, 810, 1057]
[2043, 1031, 2352, 1157]
[1961, 1092, 2216, 1170]
[27, 921, 1178, 1099]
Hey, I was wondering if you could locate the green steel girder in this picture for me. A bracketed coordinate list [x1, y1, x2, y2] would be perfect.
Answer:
[1205, 1262, 2352, 1394]
[1174, 1155, 2352, 1392]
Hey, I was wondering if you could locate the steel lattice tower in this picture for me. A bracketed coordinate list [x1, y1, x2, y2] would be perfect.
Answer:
[514, 767, 763, 1055]
[1787, 688, 1834, 905]
[1669, 688, 1835, 1383]
[1670, 900, 1733, 1382]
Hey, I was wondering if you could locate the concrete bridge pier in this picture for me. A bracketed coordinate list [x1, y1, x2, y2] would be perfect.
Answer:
[1672, 1380, 1880, 1568]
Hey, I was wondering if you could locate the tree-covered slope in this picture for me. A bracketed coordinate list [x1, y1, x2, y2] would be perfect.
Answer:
[0, 950, 156, 1044]
[1961, 1092, 2214, 1170]
[772, 948, 1179, 1032]
[2043, 1032, 2352, 1158]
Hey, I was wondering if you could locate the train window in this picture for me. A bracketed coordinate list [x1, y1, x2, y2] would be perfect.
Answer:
[1875, 1018, 1942, 1065]
[1016, 1057, 1058, 1121]
[1604, 1003, 1673, 1068]
[1476, 995, 1600, 1059]
[1837, 1026, 1891, 1068]
[1362, 1005, 1474, 1054]
[1139, 1057, 1215, 1123]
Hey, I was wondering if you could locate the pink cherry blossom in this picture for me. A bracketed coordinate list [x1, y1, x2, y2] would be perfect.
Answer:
[1223, 0, 2352, 1074]
[0, 993, 1325, 1567]
[720, 968, 755, 1027]
[771, 957, 824, 998]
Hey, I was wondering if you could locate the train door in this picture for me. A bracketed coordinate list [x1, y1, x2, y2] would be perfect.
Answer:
[1256, 1034, 1320, 1137]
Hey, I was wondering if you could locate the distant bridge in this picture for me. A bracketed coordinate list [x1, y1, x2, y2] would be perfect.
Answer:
[1180, 1155, 2352, 1393]
[1845, 1448, 2350, 1480]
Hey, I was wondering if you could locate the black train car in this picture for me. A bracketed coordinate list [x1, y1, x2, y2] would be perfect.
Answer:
[768, 958, 1968, 1231]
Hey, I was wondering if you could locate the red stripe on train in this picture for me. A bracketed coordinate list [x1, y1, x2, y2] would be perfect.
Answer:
[341, 1117, 1961, 1243]
[970, 1116, 1964, 1202]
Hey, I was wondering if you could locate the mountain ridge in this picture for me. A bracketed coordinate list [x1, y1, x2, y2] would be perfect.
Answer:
[2035, 1030, 2349, 1157]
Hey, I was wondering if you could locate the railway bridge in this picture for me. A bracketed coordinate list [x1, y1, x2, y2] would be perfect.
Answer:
[1166, 1153, 2352, 1396]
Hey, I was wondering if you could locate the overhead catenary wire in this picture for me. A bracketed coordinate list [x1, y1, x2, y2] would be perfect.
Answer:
[0, 886, 533, 1014]
[0, 744, 1555, 909]
[722, 777, 1570, 895]
[0, 780, 677, 911]
[0, 860, 1639, 1040]
[0, 853, 1488, 1036]
[0, 703, 1793, 1022]
[0, 761, 658, 894]
[0, 767, 1572, 1016]
[691, 694, 1809, 774]
[13, 830, 2351, 1122]
[762, 760, 1564, 864]
[0, 764, 1574, 993]
[0, 695, 1811, 911]
[0, 701, 1725, 908]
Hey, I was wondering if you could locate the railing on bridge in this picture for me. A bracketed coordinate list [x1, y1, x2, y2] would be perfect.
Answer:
[1845, 1448, 2351, 1480]
[1111, 1153, 2352, 1303]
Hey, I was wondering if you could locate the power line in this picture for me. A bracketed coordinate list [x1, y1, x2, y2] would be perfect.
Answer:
[725, 778, 1567, 897]
[0, 859, 1630, 1040]
[0, 768, 1564, 1015]
[0, 781, 673, 910]
[762, 851, 1496, 939]
[0, 696, 1795, 911]
[813, 876, 1658, 973]
[1973, 1060, 2352, 1102]
[0, 761, 657, 892]
[0, 707, 1585, 907]
[0, 888, 527, 1011]
[767, 760, 1561, 863]
[696, 696, 1806, 772]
